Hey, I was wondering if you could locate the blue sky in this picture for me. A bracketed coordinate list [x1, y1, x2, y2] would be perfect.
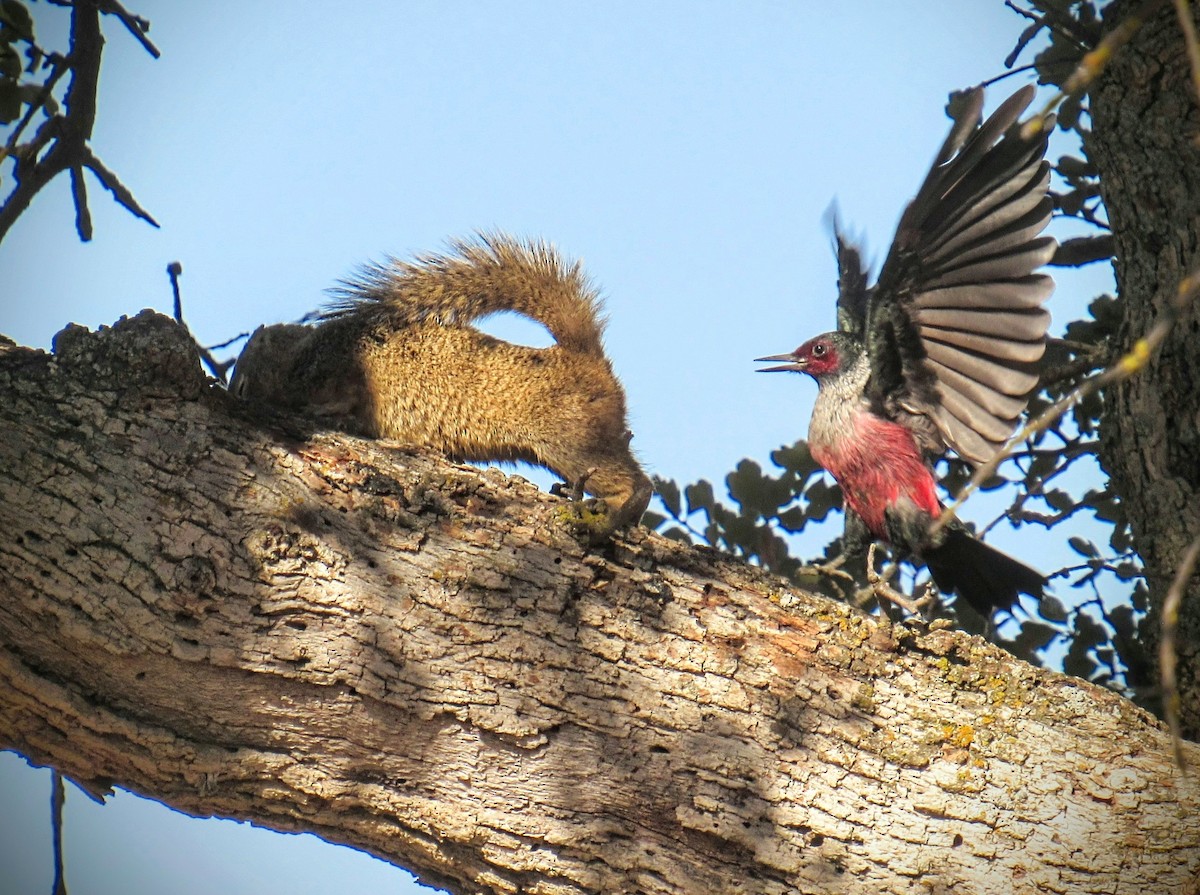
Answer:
[0, 3, 1115, 893]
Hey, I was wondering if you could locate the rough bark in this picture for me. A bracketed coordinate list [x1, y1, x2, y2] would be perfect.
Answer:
[1086, 1, 1200, 737]
[1, 312, 1199, 895]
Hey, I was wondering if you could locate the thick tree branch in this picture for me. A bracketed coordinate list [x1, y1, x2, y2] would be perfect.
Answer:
[1, 313, 1199, 895]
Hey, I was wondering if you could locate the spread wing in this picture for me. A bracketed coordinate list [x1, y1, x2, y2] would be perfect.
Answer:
[834, 229, 870, 340]
[863, 85, 1056, 465]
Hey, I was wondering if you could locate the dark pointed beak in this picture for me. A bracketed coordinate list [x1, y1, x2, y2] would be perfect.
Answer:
[755, 353, 807, 373]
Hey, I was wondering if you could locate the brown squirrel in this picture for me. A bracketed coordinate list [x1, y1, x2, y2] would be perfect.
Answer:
[230, 233, 653, 538]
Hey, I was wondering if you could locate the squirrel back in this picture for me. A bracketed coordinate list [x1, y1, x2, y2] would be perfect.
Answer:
[322, 233, 607, 357]
[231, 233, 652, 540]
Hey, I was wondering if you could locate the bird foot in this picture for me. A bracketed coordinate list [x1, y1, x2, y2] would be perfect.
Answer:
[800, 557, 860, 603]
[866, 544, 935, 616]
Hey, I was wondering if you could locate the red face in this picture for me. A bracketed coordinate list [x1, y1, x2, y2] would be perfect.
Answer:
[792, 336, 841, 376]
[756, 332, 843, 377]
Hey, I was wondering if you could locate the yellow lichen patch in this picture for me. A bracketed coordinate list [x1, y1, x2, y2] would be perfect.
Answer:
[851, 683, 876, 713]
[941, 724, 975, 749]
[947, 766, 986, 793]
[982, 676, 1009, 706]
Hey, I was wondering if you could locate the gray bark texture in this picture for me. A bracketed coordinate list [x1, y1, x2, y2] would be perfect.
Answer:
[1087, 1, 1200, 738]
[2, 311, 1199, 894]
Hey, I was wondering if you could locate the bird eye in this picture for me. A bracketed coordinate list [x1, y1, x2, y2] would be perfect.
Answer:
[812, 342, 827, 357]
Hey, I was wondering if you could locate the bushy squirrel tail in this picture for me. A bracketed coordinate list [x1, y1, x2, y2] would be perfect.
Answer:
[322, 232, 608, 357]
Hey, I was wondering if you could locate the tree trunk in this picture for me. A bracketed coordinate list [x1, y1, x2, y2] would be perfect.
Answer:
[1, 312, 1198, 894]
[1087, 1, 1200, 737]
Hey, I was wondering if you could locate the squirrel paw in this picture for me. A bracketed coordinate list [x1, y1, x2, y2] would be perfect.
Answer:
[552, 470, 619, 544]
[558, 497, 619, 545]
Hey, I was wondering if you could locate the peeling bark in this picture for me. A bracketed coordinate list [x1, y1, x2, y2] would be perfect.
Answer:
[1, 312, 1199, 894]
[1087, 1, 1200, 737]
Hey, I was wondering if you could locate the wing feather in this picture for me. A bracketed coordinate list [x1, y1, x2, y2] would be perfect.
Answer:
[923, 340, 1041, 395]
[926, 358, 1031, 418]
[933, 406, 998, 464]
[911, 275, 1054, 311]
[915, 306, 1050, 341]
[862, 85, 1055, 464]
[936, 383, 1016, 443]
[923, 237, 1057, 289]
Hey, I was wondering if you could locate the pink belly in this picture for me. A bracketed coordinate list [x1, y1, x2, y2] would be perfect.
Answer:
[810, 411, 941, 537]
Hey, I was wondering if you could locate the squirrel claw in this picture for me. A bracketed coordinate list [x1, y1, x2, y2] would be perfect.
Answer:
[569, 468, 597, 503]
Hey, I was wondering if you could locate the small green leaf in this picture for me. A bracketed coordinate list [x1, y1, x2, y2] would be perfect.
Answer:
[1109, 605, 1137, 642]
[803, 478, 840, 520]
[659, 526, 692, 544]
[1037, 594, 1070, 623]
[1058, 92, 1083, 131]
[0, 77, 20, 122]
[1109, 521, 1133, 553]
[1044, 489, 1075, 513]
[728, 459, 790, 516]
[640, 510, 666, 531]
[654, 478, 681, 518]
[1131, 581, 1150, 612]
[1113, 561, 1141, 582]
[683, 480, 714, 516]
[1068, 536, 1099, 558]
[1092, 495, 1122, 524]
[1062, 611, 1105, 680]
[978, 472, 1008, 491]
[1009, 620, 1059, 656]
[771, 439, 817, 477]
[776, 506, 812, 532]
[1028, 450, 1058, 481]
[0, 42, 20, 79]
[1056, 155, 1096, 179]
[0, 0, 34, 42]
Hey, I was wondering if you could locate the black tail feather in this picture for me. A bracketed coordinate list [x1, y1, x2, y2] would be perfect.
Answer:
[924, 527, 1044, 617]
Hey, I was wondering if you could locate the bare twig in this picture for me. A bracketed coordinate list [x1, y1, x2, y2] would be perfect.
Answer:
[207, 331, 252, 352]
[1003, 0, 1047, 70]
[1037, 343, 1110, 389]
[1003, 440, 1101, 463]
[980, 64, 1039, 88]
[80, 146, 158, 227]
[168, 260, 183, 322]
[1161, 533, 1200, 774]
[164, 263, 235, 384]
[1048, 556, 1141, 583]
[1010, 492, 1111, 530]
[68, 165, 91, 240]
[798, 555, 859, 603]
[1004, 0, 1094, 54]
[98, 0, 160, 58]
[51, 770, 67, 895]
[0, 53, 68, 160]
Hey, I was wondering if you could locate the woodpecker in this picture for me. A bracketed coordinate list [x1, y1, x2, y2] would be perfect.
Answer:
[757, 86, 1054, 617]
